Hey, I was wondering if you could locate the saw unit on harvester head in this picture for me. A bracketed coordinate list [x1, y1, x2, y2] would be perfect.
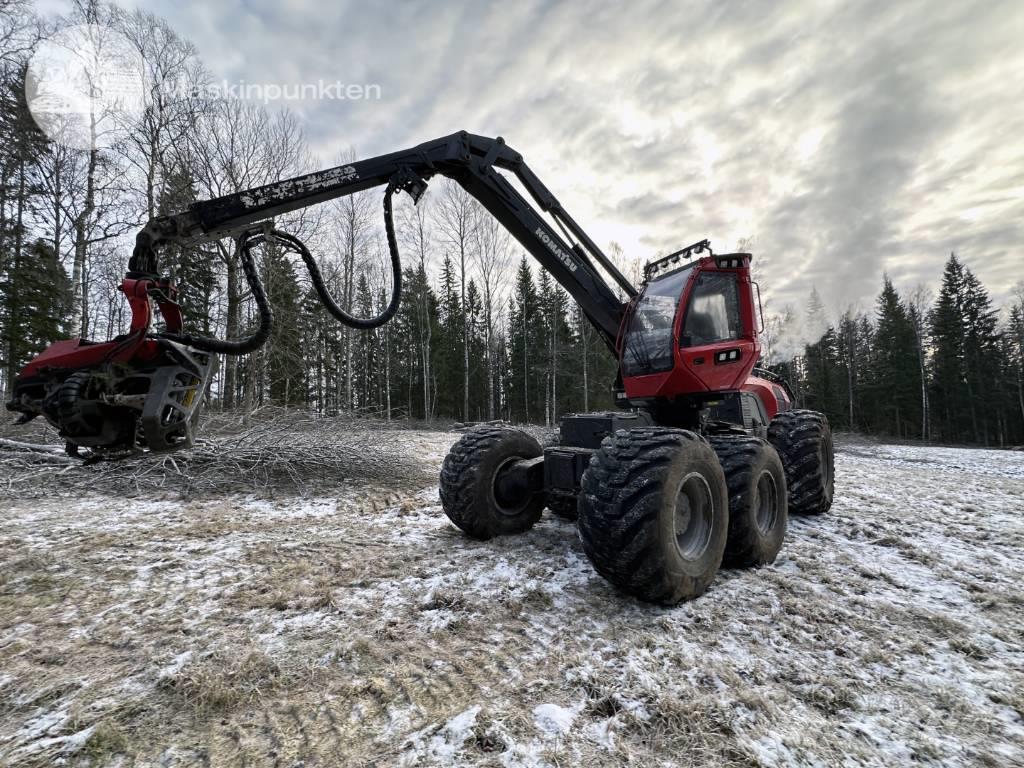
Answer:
[7, 131, 834, 604]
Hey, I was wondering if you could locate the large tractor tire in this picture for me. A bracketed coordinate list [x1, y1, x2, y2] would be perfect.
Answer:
[768, 409, 834, 515]
[439, 426, 545, 539]
[708, 436, 788, 567]
[578, 427, 729, 605]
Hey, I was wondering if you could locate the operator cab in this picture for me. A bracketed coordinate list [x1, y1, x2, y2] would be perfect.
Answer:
[619, 245, 761, 416]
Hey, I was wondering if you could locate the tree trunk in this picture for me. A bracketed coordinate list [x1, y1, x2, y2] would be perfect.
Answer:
[550, 303, 557, 425]
[420, 267, 431, 419]
[1017, 372, 1024, 436]
[70, 148, 99, 336]
[522, 292, 529, 423]
[380, 325, 387, 421]
[223, 247, 240, 408]
[460, 242, 469, 422]
[5, 162, 26, 387]
[485, 302, 494, 420]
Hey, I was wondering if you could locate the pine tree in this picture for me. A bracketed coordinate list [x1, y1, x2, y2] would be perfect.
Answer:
[391, 263, 438, 419]
[0, 67, 51, 389]
[800, 289, 842, 421]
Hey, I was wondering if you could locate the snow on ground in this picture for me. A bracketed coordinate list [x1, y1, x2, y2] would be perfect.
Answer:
[1, 431, 1022, 766]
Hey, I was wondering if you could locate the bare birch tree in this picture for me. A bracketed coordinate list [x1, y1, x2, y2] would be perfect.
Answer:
[330, 154, 375, 412]
[471, 206, 513, 420]
[434, 181, 477, 421]
[399, 191, 433, 418]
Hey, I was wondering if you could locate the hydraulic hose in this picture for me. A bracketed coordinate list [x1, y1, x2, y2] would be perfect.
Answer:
[160, 228, 274, 355]
[160, 182, 404, 355]
[272, 181, 403, 330]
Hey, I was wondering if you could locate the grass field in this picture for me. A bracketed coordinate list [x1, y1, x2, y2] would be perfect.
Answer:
[1, 428, 1022, 766]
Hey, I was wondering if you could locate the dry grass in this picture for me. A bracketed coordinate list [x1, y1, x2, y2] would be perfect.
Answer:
[0, 430, 1022, 766]
[158, 647, 284, 712]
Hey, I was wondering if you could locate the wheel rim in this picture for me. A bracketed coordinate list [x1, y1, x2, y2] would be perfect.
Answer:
[674, 472, 714, 560]
[754, 470, 779, 535]
[492, 456, 530, 516]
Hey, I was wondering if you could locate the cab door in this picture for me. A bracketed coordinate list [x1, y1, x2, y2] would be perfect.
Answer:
[677, 267, 758, 391]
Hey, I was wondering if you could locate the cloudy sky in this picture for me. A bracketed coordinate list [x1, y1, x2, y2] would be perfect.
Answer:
[39, 0, 1024, 312]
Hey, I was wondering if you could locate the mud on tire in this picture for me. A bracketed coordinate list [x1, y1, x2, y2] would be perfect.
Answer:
[578, 427, 729, 605]
[708, 436, 787, 567]
[768, 409, 834, 515]
[439, 427, 545, 539]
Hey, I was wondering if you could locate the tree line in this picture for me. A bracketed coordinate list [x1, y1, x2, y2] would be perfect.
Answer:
[0, 0, 624, 425]
[770, 256, 1024, 447]
[2, 1, 1021, 444]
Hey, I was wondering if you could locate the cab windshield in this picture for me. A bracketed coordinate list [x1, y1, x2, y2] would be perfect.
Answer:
[621, 267, 692, 377]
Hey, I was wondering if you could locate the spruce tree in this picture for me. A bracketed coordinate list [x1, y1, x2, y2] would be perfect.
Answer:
[929, 254, 970, 442]
[960, 268, 1001, 444]
[159, 166, 216, 336]
[465, 279, 487, 420]
[803, 326, 843, 425]
[1003, 302, 1024, 444]
[506, 257, 543, 423]
[0, 238, 71, 386]
[261, 241, 304, 406]
[434, 254, 464, 418]
[872, 277, 920, 437]
[391, 263, 438, 419]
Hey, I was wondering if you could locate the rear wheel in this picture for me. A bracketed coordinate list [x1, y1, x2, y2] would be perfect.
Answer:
[768, 409, 834, 515]
[708, 436, 787, 566]
[439, 427, 545, 539]
[578, 427, 728, 605]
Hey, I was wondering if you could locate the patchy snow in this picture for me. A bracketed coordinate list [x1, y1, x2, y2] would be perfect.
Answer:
[400, 705, 481, 766]
[1, 431, 1022, 766]
[533, 702, 582, 736]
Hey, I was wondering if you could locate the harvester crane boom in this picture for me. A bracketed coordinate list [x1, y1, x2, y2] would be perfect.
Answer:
[131, 131, 635, 352]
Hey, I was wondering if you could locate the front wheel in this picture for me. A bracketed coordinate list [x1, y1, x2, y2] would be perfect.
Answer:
[578, 428, 729, 605]
[439, 427, 545, 539]
[768, 410, 834, 515]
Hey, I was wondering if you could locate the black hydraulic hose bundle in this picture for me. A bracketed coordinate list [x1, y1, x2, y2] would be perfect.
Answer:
[161, 181, 404, 355]
[276, 181, 403, 331]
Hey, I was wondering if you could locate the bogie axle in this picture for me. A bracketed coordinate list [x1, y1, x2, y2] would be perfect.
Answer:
[439, 407, 833, 604]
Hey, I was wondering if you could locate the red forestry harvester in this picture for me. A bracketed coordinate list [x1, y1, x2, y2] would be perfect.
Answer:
[6, 132, 834, 603]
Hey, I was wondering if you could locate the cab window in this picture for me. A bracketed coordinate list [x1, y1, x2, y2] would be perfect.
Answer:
[621, 267, 691, 376]
[681, 272, 742, 346]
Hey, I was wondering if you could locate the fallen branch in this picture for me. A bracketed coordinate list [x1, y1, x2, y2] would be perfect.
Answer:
[0, 437, 66, 455]
[0, 412, 437, 499]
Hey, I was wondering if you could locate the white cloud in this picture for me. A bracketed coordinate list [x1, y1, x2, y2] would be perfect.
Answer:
[112, 0, 1024, 311]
